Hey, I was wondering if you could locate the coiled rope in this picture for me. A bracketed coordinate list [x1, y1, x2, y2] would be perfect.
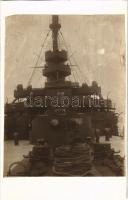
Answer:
[53, 143, 93, 176]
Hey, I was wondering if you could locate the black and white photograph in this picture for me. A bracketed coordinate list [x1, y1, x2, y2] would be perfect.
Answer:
[4, 14, 126, 177]
[0, 1, 127, 200]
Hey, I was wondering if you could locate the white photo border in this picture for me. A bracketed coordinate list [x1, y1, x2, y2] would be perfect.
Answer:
[0, 1, 127, 200]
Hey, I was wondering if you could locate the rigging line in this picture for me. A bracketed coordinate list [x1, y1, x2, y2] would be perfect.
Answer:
[59, 30, 83, 82]
[58, 31, 66, 50]
[76, 67, 85, 83]
[59, 30, 82, 84]
[75, 70, 81, 83]
[27, 30, 51, 86]
[68, 58, 76, 82]
[73, 68, 81, 83]
[72, 56, 90, 84]
[68, 51, 76, 60]
[58, 33, 61, 50]
[68, 57, 81, 83]
[59, 31, 74, 67]
[70, 61, 81, 83]
[44, 31, 52, 50]
[58, 32, 72, 83]
[72, 70, 77, 83]
[59, 30, 69, 51]
[72, 56, 85, 79]
[35, 70, 43, 86]
[60, 30, 90, 84]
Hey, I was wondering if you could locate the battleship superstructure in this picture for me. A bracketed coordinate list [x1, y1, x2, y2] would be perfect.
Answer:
[5, 16, 124, 176]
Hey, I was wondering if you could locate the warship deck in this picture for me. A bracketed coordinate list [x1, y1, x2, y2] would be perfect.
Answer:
[4, 136, 124, 176]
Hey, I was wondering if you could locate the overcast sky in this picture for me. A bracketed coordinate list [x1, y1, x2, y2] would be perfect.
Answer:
[5, 15, 125, 123]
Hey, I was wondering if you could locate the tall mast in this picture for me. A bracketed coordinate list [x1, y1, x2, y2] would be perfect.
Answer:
[43, 15, 71, 87]
[49, 15, 61, 51]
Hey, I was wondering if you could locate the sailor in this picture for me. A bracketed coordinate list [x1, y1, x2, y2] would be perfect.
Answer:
[104, 128, 111, 141]
[13, 131, 19, 145]
[95, 128, 100, 143]
[28, 121, 32, 143]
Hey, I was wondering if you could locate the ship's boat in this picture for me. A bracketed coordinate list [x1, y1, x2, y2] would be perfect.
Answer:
[5, 15, 124, 176]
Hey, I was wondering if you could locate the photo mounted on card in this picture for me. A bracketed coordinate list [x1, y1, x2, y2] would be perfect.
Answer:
[4, 14, 126, 177]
